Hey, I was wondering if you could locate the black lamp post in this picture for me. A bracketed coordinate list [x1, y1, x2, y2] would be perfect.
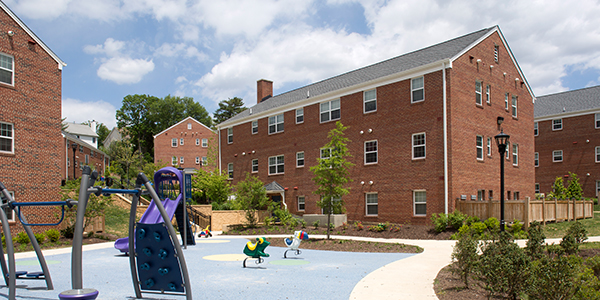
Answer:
[71, 142, 78, 179]
[494, 130, 510, 231]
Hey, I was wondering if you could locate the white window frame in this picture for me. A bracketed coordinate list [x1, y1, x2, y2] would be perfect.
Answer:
[187, 123, 192, 130]
[364, 140, 378, 165]
[597, 180, 600, 197]
[504, 93, 509, 110]
[477, 190, 485, 201]
[172, 156, 177, 165]
[202, 156, 207, 166]
[297, 196, 305, 211]
[180, 138, 184, 146]
[0, 122, 14, 154]
[171, 138, 177, 147]
[85, 154, 89, 164]
[486, 85, 491, 104]
[512, 143, 518, 166]
[534, 152, 539, 167]
[365, 193, 378, 216]
[268, 155, 285, 175]
[195, 157, 200, 164]
[511, 96, 517, 118]
[252, 159, 258, 173]
[534, 122, 538, 136]
[0, 191, 15, 222]
[252, 120, 258, 134]
[505, 142, 510, 160]
[596, 113, 600, 129]
[553, 150, 563, 162]
[487, 137, 492, 156]
[296, 108, 304, 124]
[296, 152, 304, 168]
[476, 135, 484, 160]
[227, 128, 233, 144]
[180, 156, 184, 164]
[320, 148, 332, 159]
[412, 133, 426, 159]
[364, 89, 377, 113]
[475, 81, 482, 105]
[413, 190, 426, 216]
[268, 114, 284, 134]
[411, 77, 424, 103]
[535, 183, 540, 194]
[553, 119, 562, 131]
[227, 163, 233, 179]
[202, 138, 208, 147]
[0, 53, 14, 86]
[195, 138, 200, 146]
[596, 146, 600, 163]
[320, 99, 341, 123]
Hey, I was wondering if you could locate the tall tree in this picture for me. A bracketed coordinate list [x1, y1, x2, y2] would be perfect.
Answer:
[150, 95, 213, 131]
[96, 123, 110, 148]
[310, 121, 354, 239]
[116, 94, 159, 160]
[213, 97, 246, 124]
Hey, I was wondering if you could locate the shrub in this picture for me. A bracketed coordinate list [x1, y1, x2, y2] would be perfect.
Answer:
[289, 218, 299, 229]
[527, 254, 581, 299]
[483, 217, 500, 233]
[470, 222, 487, 236]
[448, 211, 466, 230]
[354, 221, 363, 231]
[300, 219, 307, 229]
[34, 233, 45, 244]
[46, 229, 60, 243]
[508, 219, 527, 239]
[431, 213, 448, 233]
[560, 221, 588, 255]
[312, 220, 320, 229]
[585, 256, 600, 279]
[451, 227, 479, 288]
[525, 221, 545, 260]
[465, 216, 480, 226]
[15, 232, 29, 244]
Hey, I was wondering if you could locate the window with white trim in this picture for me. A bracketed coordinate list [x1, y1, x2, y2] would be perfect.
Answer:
[596, 113, 600, 129]
[512, 143, 518, 166]
[534, 152, 539, 167]
[0, 122, 14, 153]
[321, 196, 341, 214]
[268, 155, 284, 175]
[505, 142, 510, 160]
[171, 138, 177, 147]
[475, 81, 482, 105]
[553, 150, 563, 162]
[227, 128, 233, 144]
[413, 190, 426, 216]
[296, 152, 304, 168]
[196, 138, 200, 146]
[364, 89, 377, 113]
[477, 190, 485, 201]
[195, 157, 200, 164]
[597, 180, 600, 196]
[511, 96, 517, 118]
[320, 148, 332, 159]
[320, 99, 340, 122]
[553, 119, 562, 130]
[596, 146, 600, 163]
[228, 163, 233, 179]
[187, 123, 192, 130]
[412, 133, 426, 159]
[180, 157, 184, 164]
[535, 183, 540, 194]
[411, 77, 424, 103]
[487, 137, 492, 156]
[366, 193, 378, 216]
[202, 138, 208, 147]
[0, 54, 14, 85]
[296, 108, 304, 124]
[534, 122, 538, 136]
[180, 138, 184, 146]
[504, 93, 509, 110]
[486, 85, 491, 104]
[0, 191, 15, 222]
[85, 154, 89, 164]
[202, 156, 207, 166]
[476, 135, 483, 160]
[365, 140, 378, 164]
[172, 156, 177, 165]
[252, 120, 258, 134]
[269, 114, 284, 134]
[298, 196, 305, 211]
[252, 159, 258, 173]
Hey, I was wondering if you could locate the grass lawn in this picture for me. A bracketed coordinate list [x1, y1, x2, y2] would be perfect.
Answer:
[543, 214, 600, 239]
[104, 204, 129, 237]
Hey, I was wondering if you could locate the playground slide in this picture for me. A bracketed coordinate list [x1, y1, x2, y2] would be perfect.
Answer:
[114, 194, 182, 253]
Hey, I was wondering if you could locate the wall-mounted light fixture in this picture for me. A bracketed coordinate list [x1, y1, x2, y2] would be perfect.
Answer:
[368, 181, 373, 185]
[7, 31, 14, 37]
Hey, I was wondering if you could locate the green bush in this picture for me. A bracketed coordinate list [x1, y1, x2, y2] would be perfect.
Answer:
[560, 222, 588, 255]
[312, 220, 320, 229]
[508, 219, 527, 239]
[465, 216, 480, 226]
[451, 227, 479, 288]
[527, 254, 580, 299]
[470, 221, 487, 236]
[15, 232, 29, 244]
[431, 213, 448, 233]
[525, 221, 546, 260]
[483, 217, 500, 233]
[300, 219, 307, 229]
[34, 233, 45, 244]
[46, 229, 60, 243]
[448, 211, 466, 230]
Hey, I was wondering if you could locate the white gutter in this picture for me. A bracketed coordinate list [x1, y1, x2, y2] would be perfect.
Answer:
[217, 127, 222, 173]
[443, 62, 449, 215]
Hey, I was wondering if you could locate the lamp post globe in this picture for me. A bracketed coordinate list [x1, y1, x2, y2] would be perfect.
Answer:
[494, 130, 510, 231]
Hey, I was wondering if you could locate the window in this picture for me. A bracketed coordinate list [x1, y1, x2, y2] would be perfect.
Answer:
[366, 193, 378, 216]
[364, 89, 377, 113]
[0, 122, 13, 153]
[489, 190, 493, 200]
[0, 190, 15, 222]
[596, 113, 600, 129]
[597, 181, 600, 196]
[534, 152, 539, 167]
[202, 156, 207, 166]
[534, 122, 538, 136]
[296, 108, 304, 124]
[320, 99, 340, 122]
[412, 133, 426, 159]
[180, 138, 184, 146]
[514, 191, 520, 200]
[507, 191, 511, 200]
[296, 152, 304, 168]
[195, 157, 200, 164]
[79, 145, 83, 153]
[477, 190, 485, 201]
[486, 85, 491, 104]
[187, 123, 192, 130]
[413, 190, 426, 216]
[196, 138, 200, 146]
[0, 54, 14, 85]
[180, 157, 184, 164]
[227, 128, 233, 144]
[487, 137, 492, 156]
[494, 45, 499, 62]
[85, 154, 89, 164]
[476, 135, 484, 160]
[269, 114, 284, 134]
[504, 93, 509, 110]
[321, 196, 342, 214]
[505, 142, 510, 160]
[252, 120, 258, 134]
[227, 163, 233, 179]
[268, 155, 284, 175]
[298, 196, 305, 211]
[411, 77, 424, 103]
[92, 137, 96, 143]
[553, 119, 562, 130]
[172, 156, 177, 165]
[172, 138, 177, 147]
[596, 146, 600, 163]
[475, 81, 482, 105]
[535, 183, 540, 194]
[511, 96, 517, 117]
[553, 150, 563, 162]
[365, 140, 378, 164]
[512, 143, 518, 166]
[321, 148, 332, 159]
[252, 159, 258, 173]
[202, 138, 208, 147]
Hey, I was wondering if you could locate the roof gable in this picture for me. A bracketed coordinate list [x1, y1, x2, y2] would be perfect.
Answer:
[153, 116, 214, 139]
[535, 85, 600, 119]
[64, 123, 98, 137]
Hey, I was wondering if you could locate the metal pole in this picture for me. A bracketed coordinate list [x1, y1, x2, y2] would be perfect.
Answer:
[500, 145, 505, 232]
[72, 146, 77, 179]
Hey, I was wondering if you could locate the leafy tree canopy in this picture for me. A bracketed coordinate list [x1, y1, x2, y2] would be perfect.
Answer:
[213, 97, 246, 124]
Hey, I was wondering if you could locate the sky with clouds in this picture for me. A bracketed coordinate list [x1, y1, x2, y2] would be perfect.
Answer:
[5, 0, 600, 129]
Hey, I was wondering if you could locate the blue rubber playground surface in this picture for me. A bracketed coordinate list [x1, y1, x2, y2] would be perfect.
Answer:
[1, 236, 417, 299]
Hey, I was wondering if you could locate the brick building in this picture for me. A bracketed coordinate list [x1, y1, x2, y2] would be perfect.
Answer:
[534, 86, 600, 198]
[217, 26, 535, 224]
[61, 131, 109, 182]
[154, 116, 216, 171]
[0, 2, 67, 231]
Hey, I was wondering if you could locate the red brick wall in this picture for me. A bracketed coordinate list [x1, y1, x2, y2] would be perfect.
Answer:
[0, 9, 63, 234]
[535, 113, 600, 198]
[60, 138, 108, 181]
[154, 118, 216, 171]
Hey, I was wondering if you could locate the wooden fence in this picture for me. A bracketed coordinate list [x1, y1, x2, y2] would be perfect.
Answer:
[456, 197, 594, 229]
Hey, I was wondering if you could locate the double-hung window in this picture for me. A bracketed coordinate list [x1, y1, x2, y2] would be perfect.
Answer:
[365, 140, 378, 164]
[553, 150, 563, 162]
[195, 138, 200, 146]
[202, 138, 208, 147]
[364, 89, 377, 113]
[320, 99, 340, 122]
[172, 138, 177, 147]
[252, 159, 258, 173]
[596, 113, 600, 129]
[180, 138, 184, 146]
[487, 137, 492, 156]
[413, 190, 426, 216]
[412, 133, 426, 159]
[411, 77, 424, 103]
[202, 156, 207, 166]
[535, 183, 540, 194]
[228, 163, 233, 179]
[366, 193, 378, 216]
[504, 93, 509, 110]
[172, 156, 177, 165]
[0, 54, 14, 85]
[512, 144, 518, 166]
[252, 120, 258, 134]
[596, 146, 600, 163]
[269, 114, 284, 134]
[187, 123, 192, 130]
[227, 128, 233, 144]
[553, 119, 562, 130]
[0, 122, 13, 154]
[0, 191, 15, 222]
[268, 155, 285, 175]
[296, 108, 304, 124]
[298, 196, 305, 211]
[195, 157, 200, 164]
[511, 96, 517, 117]
[486, 85, 491, 104]
[296, 152, 304, 168]
[476, 135, 484, 160]
[534, 122, 538, 136]
[534, 152, 539, 167]
[475, 81, 482, 105]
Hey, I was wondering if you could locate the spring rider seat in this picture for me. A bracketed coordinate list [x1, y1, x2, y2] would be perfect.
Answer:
[243, 237, 270, 267]
[283, 230, 309, 258]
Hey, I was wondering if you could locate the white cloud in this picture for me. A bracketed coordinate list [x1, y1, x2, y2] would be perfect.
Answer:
[62, 98, 117, 129]
[154, 43, 208, 61]
[97, 57, 155, 85]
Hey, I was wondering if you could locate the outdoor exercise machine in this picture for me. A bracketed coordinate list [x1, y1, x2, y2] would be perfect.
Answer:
[243, 237, 270, 268]
[283, 230, 309, 258]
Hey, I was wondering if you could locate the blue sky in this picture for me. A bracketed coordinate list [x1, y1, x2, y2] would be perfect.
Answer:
[5, 0, 600, 129]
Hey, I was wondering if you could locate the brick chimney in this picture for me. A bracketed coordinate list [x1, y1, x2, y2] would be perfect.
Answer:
[257, 79, 273, 104]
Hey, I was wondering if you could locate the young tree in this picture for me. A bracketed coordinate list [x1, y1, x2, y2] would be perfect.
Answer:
[549, 176, 567, 200]
[310, 121, 354, 239]
[234, 173, 269, 227]
[566, 172, 583, 200]
[192, 169, 231, 207]
[213, 97, 246, 124]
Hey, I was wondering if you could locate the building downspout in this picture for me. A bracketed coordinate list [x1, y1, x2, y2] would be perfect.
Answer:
[217, 127, 222, 173]
[443, 62, 449, 215]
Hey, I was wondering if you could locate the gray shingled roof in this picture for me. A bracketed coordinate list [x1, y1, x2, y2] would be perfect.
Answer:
[221, 26, 496, 126]
[535, 85, 600, 118]
[64, 123, 99, 137]
[264, 181, 284, 192]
